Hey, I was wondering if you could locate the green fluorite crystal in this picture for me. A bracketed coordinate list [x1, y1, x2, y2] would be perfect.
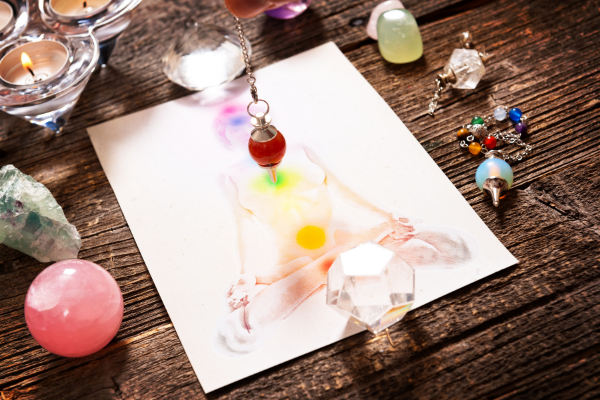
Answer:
[0, 165, 81, 262]
[377, 9, 423, 64]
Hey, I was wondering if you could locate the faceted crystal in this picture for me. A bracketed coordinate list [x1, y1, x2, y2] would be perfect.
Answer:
[326, 241, 414, 334]
[0, 165, 81, 262]
[366, 0, 404, 40]
[445, 48, 485, 89]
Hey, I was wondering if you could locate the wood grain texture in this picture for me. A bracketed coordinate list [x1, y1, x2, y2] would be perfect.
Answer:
[1, 0, 600, 398]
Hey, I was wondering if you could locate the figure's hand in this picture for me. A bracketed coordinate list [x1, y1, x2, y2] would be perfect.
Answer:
[227, 273, 257, 309]
[386, 212, 418, 240]
[225, 0, 292, 18]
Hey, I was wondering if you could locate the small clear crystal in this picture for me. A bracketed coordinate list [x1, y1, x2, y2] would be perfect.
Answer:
[0, 165, 81, 262]
[326, 241, 414, 334]
[445, 48, 485, 89]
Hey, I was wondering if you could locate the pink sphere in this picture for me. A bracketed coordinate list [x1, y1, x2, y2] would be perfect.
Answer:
[25, 259, 123, 358]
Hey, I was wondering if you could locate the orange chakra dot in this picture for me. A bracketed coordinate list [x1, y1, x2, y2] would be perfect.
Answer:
[457, 128, 470, 141]
[469, 142, 481, 155]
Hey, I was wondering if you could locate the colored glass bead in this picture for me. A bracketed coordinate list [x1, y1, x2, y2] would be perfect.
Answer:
[476, 157, 513, 190]
[457, 127, 470, 141]
[265, 0, 311, 19]
[366, 0, 404, 40]
[469, 142, 481, 155]
[515, 122, 528, 134]
[471, 116, 484, 125]
[377, 9, 422, 64]
[509, 108, 522, 122]
[493, 107, 507, 121]
[24, 259, 124, 357]
[483, 135, 497, 149]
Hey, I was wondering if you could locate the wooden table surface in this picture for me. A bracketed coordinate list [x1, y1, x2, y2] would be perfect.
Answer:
[2, 0, 600, 398]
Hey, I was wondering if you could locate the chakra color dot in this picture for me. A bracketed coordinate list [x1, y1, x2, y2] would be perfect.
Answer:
[483, 135, 497, 149]
[471, 116, 484, 125]
[296, 226, 326, 249]
[509, 108, 522, 122]
[469, 142, 481, 155]
[457, 128, 470, 141]
[251, 168, 302, 193]
[493, 107, 507, 121]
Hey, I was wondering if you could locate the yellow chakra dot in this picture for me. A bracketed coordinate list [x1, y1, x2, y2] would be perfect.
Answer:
[296, 226, 326, 250]
[469, 142, 481, 155]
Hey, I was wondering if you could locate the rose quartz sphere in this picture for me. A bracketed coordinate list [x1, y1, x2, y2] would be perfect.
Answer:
[25, 259, 123, 357]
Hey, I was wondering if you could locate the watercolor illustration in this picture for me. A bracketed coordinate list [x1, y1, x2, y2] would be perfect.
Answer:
[211, 104, 479, 357]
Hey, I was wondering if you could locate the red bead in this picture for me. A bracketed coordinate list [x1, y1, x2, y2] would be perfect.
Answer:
[483, 135, 497, 150]
[248, 130, 287, 167]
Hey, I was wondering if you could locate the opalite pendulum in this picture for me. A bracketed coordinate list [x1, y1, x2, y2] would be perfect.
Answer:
[475, 151, 514, 207]
[248, 102, 286, 183]
[24, 259, 124, 357]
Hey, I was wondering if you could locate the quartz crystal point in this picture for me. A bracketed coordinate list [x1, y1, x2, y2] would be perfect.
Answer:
[445, 48, 485, 89]
[0, 165, 81, 262]
[327, 241, 415, 334]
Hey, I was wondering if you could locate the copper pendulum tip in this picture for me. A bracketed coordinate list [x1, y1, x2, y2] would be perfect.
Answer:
[267, 167, 277, 183]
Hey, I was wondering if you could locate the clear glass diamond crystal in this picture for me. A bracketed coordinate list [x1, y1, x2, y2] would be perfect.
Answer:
[445, 48, 485, 89]
[326, 241, 414, 333]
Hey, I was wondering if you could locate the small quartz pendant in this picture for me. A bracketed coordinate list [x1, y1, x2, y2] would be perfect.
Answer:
[247, 102, 286, 183]
[444, 49, 485, 89]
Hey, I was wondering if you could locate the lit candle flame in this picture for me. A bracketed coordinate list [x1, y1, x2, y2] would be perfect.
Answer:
[21, 52, 33, 70]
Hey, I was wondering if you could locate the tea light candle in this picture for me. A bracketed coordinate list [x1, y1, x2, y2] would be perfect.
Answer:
[0, 1, 14, 33]
[50, 0, 111, 17]
[0, 41, 69, 85]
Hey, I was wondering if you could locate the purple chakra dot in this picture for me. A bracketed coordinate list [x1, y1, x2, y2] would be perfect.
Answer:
[515, 122, 528, 134]
[264, 0, 311, 19]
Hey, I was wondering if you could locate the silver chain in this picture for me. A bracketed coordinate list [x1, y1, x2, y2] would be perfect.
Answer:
[428, 79, 445, 116]
[459, 126, 533, 163]
[233, 16, 258, 104]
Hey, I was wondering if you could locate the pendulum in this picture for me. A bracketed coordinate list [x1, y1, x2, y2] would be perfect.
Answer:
[247, 100, 286, 183]
[232, 16, 287, 183]
[475, 151, 513, 207]
[455, 106, 533, 206]
[428, 32, 494, 116]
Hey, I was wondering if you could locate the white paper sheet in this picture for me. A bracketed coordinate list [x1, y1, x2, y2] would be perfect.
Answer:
[88, 42, 517, 392]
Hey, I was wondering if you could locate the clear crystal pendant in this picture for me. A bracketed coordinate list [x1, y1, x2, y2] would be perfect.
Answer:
[163, 22, 251, 91]
[327, 241, 415, 334]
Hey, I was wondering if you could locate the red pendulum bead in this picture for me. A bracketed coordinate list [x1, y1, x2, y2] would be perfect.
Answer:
[247, 100, 286, 183]
[483, 135, 497, 150]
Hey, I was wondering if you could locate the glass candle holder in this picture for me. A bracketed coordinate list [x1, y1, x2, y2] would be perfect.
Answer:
[0, 0, 29, 46]
[39, 0, 142, 65]
[0, 26, 99, 132]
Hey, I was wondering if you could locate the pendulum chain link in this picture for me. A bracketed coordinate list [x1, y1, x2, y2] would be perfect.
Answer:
[233, 16, 258, 103]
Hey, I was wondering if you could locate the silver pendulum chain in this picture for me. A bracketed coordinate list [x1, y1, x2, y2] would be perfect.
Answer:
[233, 16, 259, 104]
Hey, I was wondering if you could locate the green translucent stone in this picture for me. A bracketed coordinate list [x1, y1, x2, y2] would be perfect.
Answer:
[377, 9, 423, 64]
[471, 116, 484, 125]
[0, 165, 81, 262]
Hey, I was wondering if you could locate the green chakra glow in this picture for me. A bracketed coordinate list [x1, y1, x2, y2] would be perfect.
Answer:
[250, 168, 303, 193]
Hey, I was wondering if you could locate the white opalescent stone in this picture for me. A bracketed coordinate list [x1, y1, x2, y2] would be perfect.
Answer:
[493, 107, 507, 121]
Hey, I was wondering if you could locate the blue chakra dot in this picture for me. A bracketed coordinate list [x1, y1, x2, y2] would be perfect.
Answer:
[509, 108, 522, 122]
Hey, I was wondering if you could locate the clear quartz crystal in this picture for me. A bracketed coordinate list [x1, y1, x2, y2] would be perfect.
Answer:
[326, 241, 415, 334]
[163, 23, 251, 91]
[445, 48, 485, 89]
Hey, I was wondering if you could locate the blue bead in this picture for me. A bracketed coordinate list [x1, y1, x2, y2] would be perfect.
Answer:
[509, 108, 522, 122]
[475, 158, 513, 190]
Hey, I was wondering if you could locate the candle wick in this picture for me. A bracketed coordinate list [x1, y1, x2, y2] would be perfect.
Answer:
[83, 1, 87, 7]
[26, 67, 35, 77]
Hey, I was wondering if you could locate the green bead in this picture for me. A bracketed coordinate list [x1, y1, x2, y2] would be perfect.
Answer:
[377, 9, 423, 64]
[471, 116, 484, 125]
